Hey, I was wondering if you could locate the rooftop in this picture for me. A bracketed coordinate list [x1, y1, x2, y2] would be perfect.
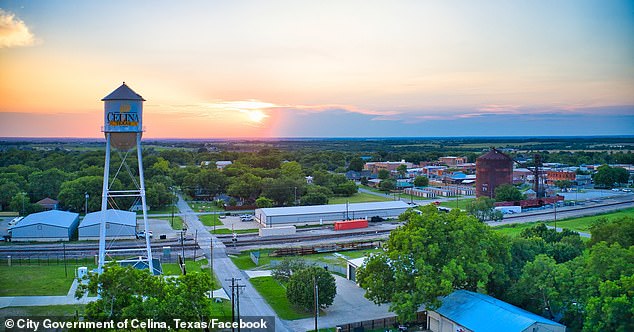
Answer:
[80, 209, 137, 227]
[102, 82, 145, 101]
[436, 290, 565, 332]
[12, 210, 79, 229]
[257, 201, 410, 217]
[477, 148, 513, 161]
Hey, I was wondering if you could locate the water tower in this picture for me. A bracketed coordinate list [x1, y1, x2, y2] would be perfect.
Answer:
[98, 82, 154, 275]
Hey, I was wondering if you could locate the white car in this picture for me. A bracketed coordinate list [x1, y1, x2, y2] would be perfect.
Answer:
[136, 231, 153, 239]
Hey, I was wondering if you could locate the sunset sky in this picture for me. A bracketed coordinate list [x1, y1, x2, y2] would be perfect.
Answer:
[1, 0, 633, 138]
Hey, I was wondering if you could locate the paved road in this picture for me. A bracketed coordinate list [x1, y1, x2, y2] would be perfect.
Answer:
[177, 194, 292, 332]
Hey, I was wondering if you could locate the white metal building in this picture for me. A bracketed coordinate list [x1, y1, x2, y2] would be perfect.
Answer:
[79, 209, 137, 240]
[255, 201, 411, 227]
[10, 210, 79, 242]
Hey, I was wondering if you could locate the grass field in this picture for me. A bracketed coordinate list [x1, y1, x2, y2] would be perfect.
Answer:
[200, 214, 223, 227]
[543, 207, 634, 232]
[229, 248, 380, 270]
[249, 276, 312, 320]
[189, 202, 224, 212]
[329, 192, 391, 204]
[211, 228, 259, 235]
[0, 263, 94, 296]
[439, 198, 475, 211]
[0, 305, 85, 319]
[492, 208, 634, 237]
[153, 216, 184, 230]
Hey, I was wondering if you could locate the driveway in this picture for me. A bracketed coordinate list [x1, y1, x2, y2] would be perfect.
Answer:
[285, 275, 394, 331]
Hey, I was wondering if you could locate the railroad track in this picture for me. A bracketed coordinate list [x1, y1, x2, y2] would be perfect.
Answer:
[0, 241, 198, 256]
[219, 228, 394, 247]
[501, 199, 633, 220]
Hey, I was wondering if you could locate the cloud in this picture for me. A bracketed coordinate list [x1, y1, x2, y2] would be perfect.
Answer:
[0, 9, 37, 48]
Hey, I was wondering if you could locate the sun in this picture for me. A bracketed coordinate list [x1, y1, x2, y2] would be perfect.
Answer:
[245, 109, 268, 123]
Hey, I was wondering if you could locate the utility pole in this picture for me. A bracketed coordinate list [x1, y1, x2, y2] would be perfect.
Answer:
[225, 277, 245, 332]
[314, 275, 319, 332]
[209, 241, 214, 297]
[193, 229, 198, 260]
[171, 187, 175, 228]
[63, 243, 67, 278]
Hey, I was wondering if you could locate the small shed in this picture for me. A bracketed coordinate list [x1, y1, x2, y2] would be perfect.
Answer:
[79, 209, 137, 240]
[346, 257, 367, 283]
[10, 210, 79, 242]
[427, 290, 566, 332]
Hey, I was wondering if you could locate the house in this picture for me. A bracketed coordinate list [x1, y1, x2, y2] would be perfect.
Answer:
[216, 161, 233, 170]
[427, 290, 566, 332]
[346, 257, 367, 282]
[9, 210, 79, 242]
[35, 197, 59, 210]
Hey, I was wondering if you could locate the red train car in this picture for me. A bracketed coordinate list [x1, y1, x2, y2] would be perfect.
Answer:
[334, 219, 369, 231]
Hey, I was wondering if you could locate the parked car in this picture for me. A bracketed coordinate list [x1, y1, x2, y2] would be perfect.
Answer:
[136, 231, 153, 239]
[240, 215, 254, 222]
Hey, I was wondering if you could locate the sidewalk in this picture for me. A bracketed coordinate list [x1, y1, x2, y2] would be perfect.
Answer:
[0, 279, 97, 309]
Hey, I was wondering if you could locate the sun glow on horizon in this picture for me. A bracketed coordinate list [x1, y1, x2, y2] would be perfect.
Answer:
[245, 109, 268, 123]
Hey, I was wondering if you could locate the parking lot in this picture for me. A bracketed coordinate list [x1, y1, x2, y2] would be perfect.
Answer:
[216, 215, 261, 231]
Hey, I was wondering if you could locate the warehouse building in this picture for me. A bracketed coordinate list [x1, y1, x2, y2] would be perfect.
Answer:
[255, 201, 411, 227]
[10, 210, 79, 242]
[79, 209, 137, 240]
[428, 290, 566, 332]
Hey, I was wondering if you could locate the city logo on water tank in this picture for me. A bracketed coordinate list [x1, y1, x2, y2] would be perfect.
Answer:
[107, 102, 139, 127]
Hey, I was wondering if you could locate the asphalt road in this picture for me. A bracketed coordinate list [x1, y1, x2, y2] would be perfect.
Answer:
[176, 194, 292, 332]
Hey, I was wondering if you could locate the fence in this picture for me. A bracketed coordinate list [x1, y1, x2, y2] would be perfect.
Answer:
[269, 259, 347, 276]
[0, 250, 188, 267]
[336, 311, 428, 332]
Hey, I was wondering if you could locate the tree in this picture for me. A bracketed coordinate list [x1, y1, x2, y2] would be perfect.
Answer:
[287, 266, 336, 311]
[413, 176, 429, 187]
[301, 192, 328, 205]
[356, 255, 394, 304]
[377, 169, 390, 180]
[593, 165, 629, 188]
[357, 206, 503, 321]
[379, 179, 396, 192]
[348, 157, 364, 172]
[333, 181, 357, 196]
[589, 216, 634, 248]
[554, 180, 573, 192]
[226, 173, 263, 202]
[28, 168, 69, 201]
[494, 184, 524, 202]
[583, 275, 634, 332]
[58, 176, 117, 212]
[280, 161, 304, 180]
[466, 197, 496, 221]
[396, 164, 408, 179]
[255, 196, 274, 208]
[272, 257, 307, 283]
[76, 264, 213, 322]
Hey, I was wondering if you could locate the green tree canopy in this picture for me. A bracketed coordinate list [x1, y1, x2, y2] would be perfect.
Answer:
[589, 216, 634, 248]
[413, 175, 429, 187]
[377, 169, 390, 180]
[357, 206, 503, 321]
[287, 266, 336, 311]
[593, 165, 629, 188]
[494, 184, 524, 202]
[347, 157, 365, 172]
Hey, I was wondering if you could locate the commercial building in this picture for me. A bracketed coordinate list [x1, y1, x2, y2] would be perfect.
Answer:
[476, 148, 513, 198]
[255, 201, 411, 227]
[10, 210, 79, 242]
[79, 209, 137, 240]
[427, 290, 566, 332]
[439, 156, 467, 166]
[546, 170, 576, 185]
[364, 160, 414, 174]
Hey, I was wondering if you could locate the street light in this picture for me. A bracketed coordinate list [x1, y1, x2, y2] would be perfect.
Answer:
[84, 192, 89, 215]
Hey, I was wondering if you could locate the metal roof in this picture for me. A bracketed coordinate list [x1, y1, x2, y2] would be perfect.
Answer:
[80, 209, 137, 228]
[12, 210, 79, 229]
[258, 201, 410, 217]
[436, 290, 565, 332]
[101, 82, 145, 101]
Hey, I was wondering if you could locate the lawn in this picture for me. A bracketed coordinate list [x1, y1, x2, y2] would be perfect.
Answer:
[189, 202, 224, 212]
[0, 263, 94, 296]
[544, 207, 634, 233]
[211, 228, 259, 235]
[439, 198, 475, 211]
[230, 248, 379, 270]
[200, 214, 223, 227]
[153, 216, 184, 230]
[329, 192, 391, 204]
[0, 305, 85, 319]
[492, 222, 541, 238]
[249, 276, 312, 320]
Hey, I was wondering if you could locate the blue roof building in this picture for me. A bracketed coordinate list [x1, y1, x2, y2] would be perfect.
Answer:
[10, 210, 79, 242]
[79, 209, 137, 240]
[427, 290, 566, 332]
